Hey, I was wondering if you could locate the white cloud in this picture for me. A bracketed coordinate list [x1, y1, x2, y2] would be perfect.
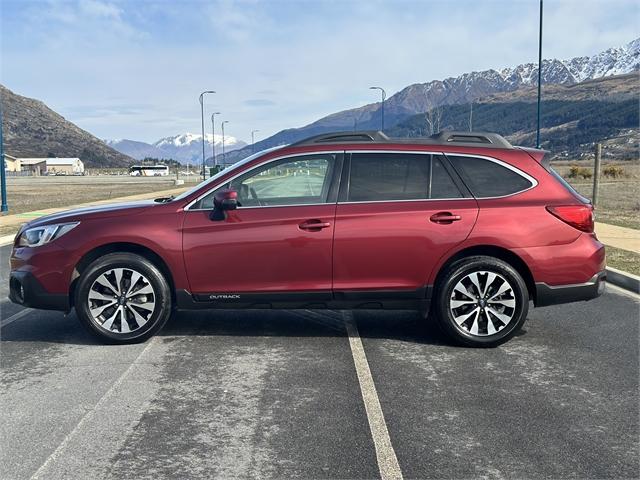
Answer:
[1, 0, 637, 143]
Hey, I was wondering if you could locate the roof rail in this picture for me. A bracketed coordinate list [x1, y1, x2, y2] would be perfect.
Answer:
[291, 131, 390, 146]
[288, 130, 513, 149]
[430, 131, 513, 148]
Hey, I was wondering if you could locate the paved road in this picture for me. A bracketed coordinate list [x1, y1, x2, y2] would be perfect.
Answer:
[1, 244, 638, 479]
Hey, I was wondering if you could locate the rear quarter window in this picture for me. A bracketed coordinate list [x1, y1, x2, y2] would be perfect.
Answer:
[447, 155, 533, 198]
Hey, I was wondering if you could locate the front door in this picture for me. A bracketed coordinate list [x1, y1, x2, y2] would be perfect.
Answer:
[182, 153, 342, 296]
[332, 151, 478, 295]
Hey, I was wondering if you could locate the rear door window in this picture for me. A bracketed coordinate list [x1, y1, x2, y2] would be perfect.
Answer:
[346, 153, 462, 202]
[447, 155, 533, 198]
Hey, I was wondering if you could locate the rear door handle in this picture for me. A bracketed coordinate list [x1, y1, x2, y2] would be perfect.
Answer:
[299, 220, 332, 231]
[430, 212, 462, 224]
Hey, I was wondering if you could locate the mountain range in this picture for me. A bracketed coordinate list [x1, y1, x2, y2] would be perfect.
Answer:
[225, 37, 639, 162]
[105, 133, 246, 164]
[1, 84, 132, 167]
[2, 37, 637, 168]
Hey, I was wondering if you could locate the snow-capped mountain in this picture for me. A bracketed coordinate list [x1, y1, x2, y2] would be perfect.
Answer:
[226, 37, 639, 160]
[152, 133, 246, 164]
[106, 133, 247, 163]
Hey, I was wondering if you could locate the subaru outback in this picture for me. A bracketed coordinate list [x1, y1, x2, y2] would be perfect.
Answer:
[9, 131, 606, 347]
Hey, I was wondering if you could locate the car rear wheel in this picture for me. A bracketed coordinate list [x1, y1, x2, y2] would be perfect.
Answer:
[433, 256, 529, 347]
[75, 253, 172, 344]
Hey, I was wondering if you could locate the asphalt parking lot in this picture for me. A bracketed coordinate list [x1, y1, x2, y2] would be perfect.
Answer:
[1, 243, 639, 480]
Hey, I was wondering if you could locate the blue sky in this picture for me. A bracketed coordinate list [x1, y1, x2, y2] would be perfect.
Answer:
[1, 0, 638, 143]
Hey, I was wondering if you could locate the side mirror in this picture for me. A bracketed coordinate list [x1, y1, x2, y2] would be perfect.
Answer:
[210, 189, 238, 221]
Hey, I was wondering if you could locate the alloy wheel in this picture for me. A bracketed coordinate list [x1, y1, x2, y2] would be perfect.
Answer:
[449, 270, 517, 337]
[87, 268, 156, 334]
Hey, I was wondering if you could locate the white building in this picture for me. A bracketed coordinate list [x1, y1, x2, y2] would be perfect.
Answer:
[18, 158, 85, 175]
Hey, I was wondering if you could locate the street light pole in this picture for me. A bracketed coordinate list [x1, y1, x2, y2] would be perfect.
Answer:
[221, 120, 229, 167]
[369, 86, 386, 132]
[199, 90, 215, 180]
[251, 129, 259, 153]
[536, 0, 543, 148]
[0, 98, 7, 213]
[211, 112, 221, 168]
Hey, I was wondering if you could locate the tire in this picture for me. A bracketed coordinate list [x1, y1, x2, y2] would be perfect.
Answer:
[74, 253, 172, 344]
[433, 256, 529, 348]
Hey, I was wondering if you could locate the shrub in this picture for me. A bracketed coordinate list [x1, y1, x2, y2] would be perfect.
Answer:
[568, 165, 593, 180]
[602, 165, 626, 178]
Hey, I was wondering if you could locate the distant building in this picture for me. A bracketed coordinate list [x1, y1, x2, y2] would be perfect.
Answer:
[19, 158, 47, 175]
[16, 157, 85, 175]
[3, 154, 21, 172]
[44, 158, 85, 175]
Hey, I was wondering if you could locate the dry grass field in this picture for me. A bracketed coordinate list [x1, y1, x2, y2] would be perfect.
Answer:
[4, 176, 199, 216]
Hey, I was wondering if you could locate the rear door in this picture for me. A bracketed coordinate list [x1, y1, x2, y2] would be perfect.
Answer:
[332, 151, 478, 295]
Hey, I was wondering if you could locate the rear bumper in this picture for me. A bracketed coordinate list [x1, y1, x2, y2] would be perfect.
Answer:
[9, 271, 70, 311]
[535, 270, 606, 307]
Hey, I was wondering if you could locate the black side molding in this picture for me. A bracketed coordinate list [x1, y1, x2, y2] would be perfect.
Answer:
[535, 271, 606, 307]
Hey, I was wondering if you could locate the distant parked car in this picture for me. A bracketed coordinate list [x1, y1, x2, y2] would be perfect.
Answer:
[9, 131, 605, 346]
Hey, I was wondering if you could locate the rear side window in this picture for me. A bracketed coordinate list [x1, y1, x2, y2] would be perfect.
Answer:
[347, 153, 462, 202]
[447, 155, 533, 198]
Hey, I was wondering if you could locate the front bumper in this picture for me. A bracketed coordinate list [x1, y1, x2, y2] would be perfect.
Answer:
[9, 271, 70, 311]
[535, 270, 606, 307]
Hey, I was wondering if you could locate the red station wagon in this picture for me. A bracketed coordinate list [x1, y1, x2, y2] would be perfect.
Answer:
[9, 131, 606, 347]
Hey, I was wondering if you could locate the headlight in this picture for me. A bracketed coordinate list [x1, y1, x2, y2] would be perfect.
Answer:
[17, 222, 80, 248]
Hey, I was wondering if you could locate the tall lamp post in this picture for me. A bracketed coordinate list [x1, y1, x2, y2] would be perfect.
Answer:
[0, 98, 7, 213]
[211, 111, 221, 168]
[536, 0, 543, 148]
[199, 90, 215, 180]
[369, 86, 386, 132]
[221, 120, 229, 167]
[251, 129, 259, 153]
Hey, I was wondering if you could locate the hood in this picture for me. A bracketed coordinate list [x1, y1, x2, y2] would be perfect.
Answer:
[24, 200, 156, 229]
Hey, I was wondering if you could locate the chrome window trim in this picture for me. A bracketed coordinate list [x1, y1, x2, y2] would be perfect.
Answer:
[184, 149, 538, 211]
[443, 152, 538, 199]
[184, 150, 344, 211]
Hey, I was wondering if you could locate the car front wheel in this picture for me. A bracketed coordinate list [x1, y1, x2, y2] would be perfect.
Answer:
[74, 253, 172, 344]
[433, 256, 529, 347]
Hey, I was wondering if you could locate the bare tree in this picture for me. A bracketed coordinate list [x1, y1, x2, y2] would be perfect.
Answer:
[425, 102, 442, 136]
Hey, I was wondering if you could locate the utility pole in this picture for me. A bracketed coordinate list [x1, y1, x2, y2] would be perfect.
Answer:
[369, 86, 386, 132]
[211, 112, 221, 168]
[221, 120, 229, 167]
[469, 102, 473, 132]
[199, 90, 215, 180]
[536, 0, 543, 148]
[592, 143, 602, 207]
[0, 98, 7, 214]
[251, 129, 259, 153]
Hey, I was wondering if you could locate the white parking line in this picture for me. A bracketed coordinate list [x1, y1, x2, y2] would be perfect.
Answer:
[30, 337, 157, 480]
[343, 312, 403, 480]
[1, 308, 33, 328]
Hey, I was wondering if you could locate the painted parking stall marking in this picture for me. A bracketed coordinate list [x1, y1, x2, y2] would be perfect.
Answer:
[344, 311, 403, 480]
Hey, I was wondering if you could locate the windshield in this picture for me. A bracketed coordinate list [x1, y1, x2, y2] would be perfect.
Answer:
[171, 145, 286, 203]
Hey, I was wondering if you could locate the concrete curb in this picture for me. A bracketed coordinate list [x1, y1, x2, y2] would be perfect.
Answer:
[0, 234, 15, 247]
[606, 267, 640, 294]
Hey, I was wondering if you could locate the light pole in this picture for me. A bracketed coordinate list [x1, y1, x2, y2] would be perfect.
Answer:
[369, 86, 386, 132]
[211, 111, 221, 168]
[199, 90, 215, 180]
[251, 129, 259, 153]
[221, 120, 229, 167]
[536, 0, 543, 148]
[0, 99, 7, 213]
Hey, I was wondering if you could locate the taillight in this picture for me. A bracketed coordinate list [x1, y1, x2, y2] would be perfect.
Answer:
[546, 205, 594, 233]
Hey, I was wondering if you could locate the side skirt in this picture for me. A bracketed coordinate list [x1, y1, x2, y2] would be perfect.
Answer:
[175, 287, 432, 311]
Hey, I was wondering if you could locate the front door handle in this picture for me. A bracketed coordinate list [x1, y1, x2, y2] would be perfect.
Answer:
[299, 219, 332, 231]
[430, 212, 462, 224]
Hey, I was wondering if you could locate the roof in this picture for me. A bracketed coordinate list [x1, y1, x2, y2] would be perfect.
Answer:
[18, 158, 81, 165]
[290, 130, 515, 150]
